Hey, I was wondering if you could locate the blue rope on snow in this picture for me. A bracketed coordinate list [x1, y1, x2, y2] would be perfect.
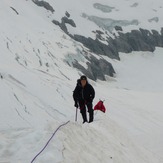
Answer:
[31, 120, 70, 163]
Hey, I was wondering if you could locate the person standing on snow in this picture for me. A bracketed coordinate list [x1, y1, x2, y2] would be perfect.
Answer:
[73, 75, 95, 123]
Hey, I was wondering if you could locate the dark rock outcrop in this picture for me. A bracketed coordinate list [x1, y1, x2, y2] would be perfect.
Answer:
[114, 26, 123, 31]
[111, 28, 163, 53]
[32, 0, 55, 13]
[65, 11, 70, 18]
[52, 16, 76, 34]
[73, 55, 115, 81]
[61, 16, 76, 28]
[73, 35, 120, 60]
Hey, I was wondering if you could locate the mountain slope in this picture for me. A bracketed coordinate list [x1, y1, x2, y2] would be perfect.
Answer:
[0, 0, 163, 163]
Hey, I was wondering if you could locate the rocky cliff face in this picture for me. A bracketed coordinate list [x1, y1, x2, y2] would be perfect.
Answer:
[113, 28, 163, 53]
[72, 27, 163, 60]
[52, 12, 163, 80]
[53, 14, 163, 58]
[33, 0, 163, 81]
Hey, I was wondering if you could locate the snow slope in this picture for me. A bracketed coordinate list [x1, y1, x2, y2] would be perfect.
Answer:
[52, 0, 163, 36]
[0, 0, 163, 163]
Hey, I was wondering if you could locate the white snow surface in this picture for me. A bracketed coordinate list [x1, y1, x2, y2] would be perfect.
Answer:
[0, 0, 163, 163]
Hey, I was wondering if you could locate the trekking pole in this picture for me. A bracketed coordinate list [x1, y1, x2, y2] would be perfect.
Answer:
[75, 107, 78, 122]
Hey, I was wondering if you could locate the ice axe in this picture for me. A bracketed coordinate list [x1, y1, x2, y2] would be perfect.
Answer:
[75, 107, 78, 122]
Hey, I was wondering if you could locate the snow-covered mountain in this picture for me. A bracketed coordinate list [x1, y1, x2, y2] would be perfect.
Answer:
[0, 0, 163, 163]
